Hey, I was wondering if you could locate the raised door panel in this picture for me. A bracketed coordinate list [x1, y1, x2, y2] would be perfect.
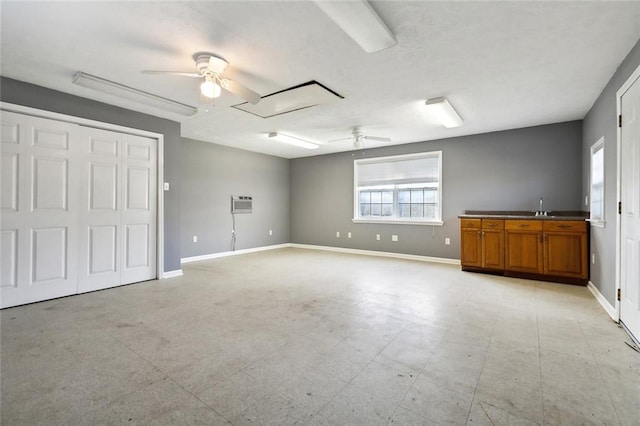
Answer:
[483, 230, 504, 270]
[32, 156, 68, 211]
[461, 227, 482, 267]
[88, 226, 117, 275]
[31, 227, 67, 283]
[1, 229, 18, 288]
[90, 163, 118, 211]
[1, 153, 19, 212]
[505, 231, 543, 274]
[544, 232, 587, 278]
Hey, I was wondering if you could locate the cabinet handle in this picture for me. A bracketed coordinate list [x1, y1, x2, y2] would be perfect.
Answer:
[557, 224, 572, 229]
[478, 231, 481, 238]
[487, 223, 496, 227]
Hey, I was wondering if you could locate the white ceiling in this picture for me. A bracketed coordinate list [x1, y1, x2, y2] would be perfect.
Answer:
[1, 1, 639, 159]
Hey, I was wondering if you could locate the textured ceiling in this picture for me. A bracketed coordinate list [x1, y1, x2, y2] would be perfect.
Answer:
[1, 1, 639, 159]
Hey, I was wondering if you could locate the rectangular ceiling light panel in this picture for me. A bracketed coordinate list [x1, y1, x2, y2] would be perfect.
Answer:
[233, 81, 342, 118]
[314, 0, 397, 53]
[72, 72, 198, 116]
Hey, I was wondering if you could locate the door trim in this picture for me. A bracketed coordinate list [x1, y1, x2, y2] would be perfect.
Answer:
[615, 63, 640, 322]
[0, 101, 166, 281]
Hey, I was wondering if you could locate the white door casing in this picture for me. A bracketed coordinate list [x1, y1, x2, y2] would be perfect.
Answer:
[619, 67, 640, 342]
[1, 107, 160, 308]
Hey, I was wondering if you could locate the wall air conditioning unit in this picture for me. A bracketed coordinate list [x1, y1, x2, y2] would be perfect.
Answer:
[231, 195, 253, 214]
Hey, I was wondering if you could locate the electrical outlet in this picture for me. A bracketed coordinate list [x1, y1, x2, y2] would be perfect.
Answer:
[592, 253, 595, 265]
[269, 229, 273, 236]
[376, 234, 381, 241]
[392, 235, 398, 242]
[348, 232, 352, 238]
[585, 195, 588, 206]
[164, 182, 170, 191]
[445, 237, 451, 245]
[192, 235, 198, 243]
[336, 231, 340, 238]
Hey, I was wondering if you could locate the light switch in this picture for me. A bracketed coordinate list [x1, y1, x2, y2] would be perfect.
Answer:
[164, 182, 170, 191]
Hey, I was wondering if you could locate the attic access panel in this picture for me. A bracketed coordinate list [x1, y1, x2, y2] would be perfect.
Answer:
[232, 81, 343, 118]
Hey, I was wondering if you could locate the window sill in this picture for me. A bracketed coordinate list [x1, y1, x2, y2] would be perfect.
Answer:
[587, 219, 606, 228]
[352, 219, 444, 226]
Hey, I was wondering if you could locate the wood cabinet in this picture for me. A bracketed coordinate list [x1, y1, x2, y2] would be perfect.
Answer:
[460, 218, 504, 271]
[505, 220, 543, 274]
[460, 217, 588, 285]
[543, 221, 588, 279]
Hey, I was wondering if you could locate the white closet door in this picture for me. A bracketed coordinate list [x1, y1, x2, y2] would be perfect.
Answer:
[620, 73, 640, 341]
[77, 128, 123, 293]
[121, 134, 157, 285]
[1, 112, 80, 308]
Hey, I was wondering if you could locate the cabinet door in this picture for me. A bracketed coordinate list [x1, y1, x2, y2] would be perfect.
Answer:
[482, 230, 504, 270]
[544, 232, 587, 278]
[505, 231, 543, 273]
[461, 228, 482, 267]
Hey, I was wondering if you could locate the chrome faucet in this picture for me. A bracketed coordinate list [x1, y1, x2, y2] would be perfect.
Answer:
[535, 197, 547, 216]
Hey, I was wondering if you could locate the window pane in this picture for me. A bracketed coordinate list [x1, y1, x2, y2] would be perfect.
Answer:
[590, 141, 604, 220]
[411, 204, 423, 217]
[411, 190, 423, 203]
[424, 204, 436, 219]
[382, 191, 393, 203]
[361, 204, 370, 216]
[359, 192, 370, 203]
[371, 191, 382, 203]
[398, 190, 410, 203]
[371, 204, 382, 216]
[424, 189, 437, 203]
[382, 204, 393, 216]
[399, 204, 410, 217]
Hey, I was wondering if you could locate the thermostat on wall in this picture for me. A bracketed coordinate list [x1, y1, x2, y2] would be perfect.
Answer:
[231, 195, 252, 214]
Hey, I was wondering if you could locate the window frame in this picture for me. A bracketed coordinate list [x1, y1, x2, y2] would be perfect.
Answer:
[589, 137, 605, 227]
[353, 151, 443, 226]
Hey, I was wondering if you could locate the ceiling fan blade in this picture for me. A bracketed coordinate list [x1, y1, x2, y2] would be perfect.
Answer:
[220, 78, 261, 105]
[142, 70, 202, 77]
[328, 137, 354, 143]
[364, 136, 392, 142]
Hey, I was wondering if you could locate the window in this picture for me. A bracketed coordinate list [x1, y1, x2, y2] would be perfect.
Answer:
[590, 137, 605, 226]
[354, 151, 443, 224]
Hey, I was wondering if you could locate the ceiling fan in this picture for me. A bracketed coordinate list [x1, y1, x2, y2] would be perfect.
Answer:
[142, 52, 261, 105]
[329, 127, 391, 149]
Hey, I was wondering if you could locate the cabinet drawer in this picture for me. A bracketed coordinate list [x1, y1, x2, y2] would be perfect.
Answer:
[543, 221, 586, 232]
[461, 218, 481, 228]
[505, 220, 542, 231]
[482, 219, 504, 230]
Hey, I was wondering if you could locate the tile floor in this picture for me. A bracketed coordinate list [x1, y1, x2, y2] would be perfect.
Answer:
[1, 248, 639, 425]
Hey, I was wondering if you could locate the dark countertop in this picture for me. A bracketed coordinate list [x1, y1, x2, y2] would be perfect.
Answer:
[459, 210, 589, 221]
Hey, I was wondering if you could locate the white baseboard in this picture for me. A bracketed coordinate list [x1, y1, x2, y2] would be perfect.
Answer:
[181, 244, 291, 264]
[587, 281, 617, 320]
[289, 243, 460, 265]
[161, 269, 183, 279]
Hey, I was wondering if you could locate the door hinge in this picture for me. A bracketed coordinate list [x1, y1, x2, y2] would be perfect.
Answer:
[617, 288, 621, 301]
[618, 114, 622, 128]
[619, 201, 622, 215]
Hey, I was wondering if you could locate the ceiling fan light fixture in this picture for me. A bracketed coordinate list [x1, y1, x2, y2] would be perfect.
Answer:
[425, 97, 463, 128]
[200, 77, 221, 99]
[72, 72, 198, 116]
[268, 132, 319, 150]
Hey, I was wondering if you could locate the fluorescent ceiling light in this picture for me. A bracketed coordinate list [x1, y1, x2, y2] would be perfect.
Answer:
[314, 0, 396, 53]
[72, 72, 198, 116]
[268, 132, 319, 150]
[424, 97, 463, 128]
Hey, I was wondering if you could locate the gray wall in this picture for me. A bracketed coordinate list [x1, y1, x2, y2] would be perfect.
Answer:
[291, 121, 583, 259]
[582, 38, 640, 305]
[181, 138, 289, 258]
[0, 77, 183, 272]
